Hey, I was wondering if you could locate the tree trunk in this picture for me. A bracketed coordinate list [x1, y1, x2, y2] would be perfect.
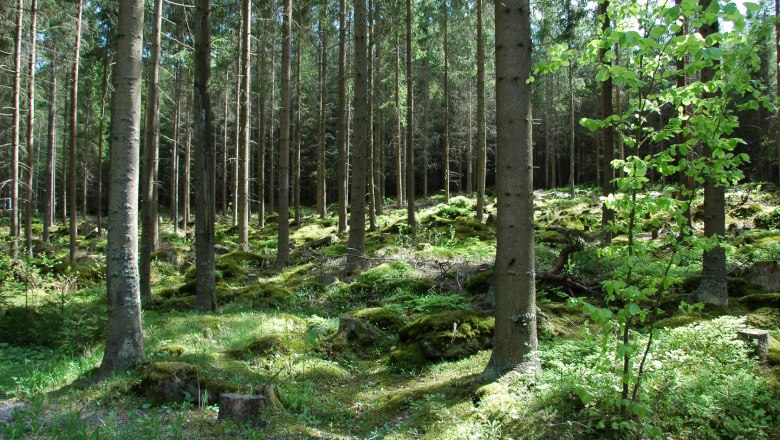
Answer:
[277, 0, 292, 268]
[97, 57, 109, 237]
[316, 11, 327, 219]
[293, 34, 302, 226]
[184, 83, 192, 231]
[194, 0, 218, 311]
[269, 51, 276, 214]
[373, 0, 383, 216]
[337, 0, 348, 233]
[367, 0, 377, 233]
[11, 0, 23, 259]
[475, 0, 486, 222]
[233, 36, 241, 228]
[776, 0, 780, 184]
[599, 0, 615, 245]
[98, 0, 148, 378]
[545, 76, 552, 189]
[69, 0, 83, 266]
[395, 32, 403, 209]
[443, 2, 450, 204]
[483, 0, 539, 380]
[24, 0, 38, 258]
[238, 0, 252, 250]
[405, 0, 416, 229]
[43, 67, 57, 243]
[348, 0, 368, 270]
[222, 90, 228, 218]
[696, 0, 727, 306]
[141, 0, 164, 304]
[257, 40, 266, 228]
[171, 65, 181, 236]
[568, 62, 575, 197]
[81, 108, 90, 218]
[61, 74, 69, 227]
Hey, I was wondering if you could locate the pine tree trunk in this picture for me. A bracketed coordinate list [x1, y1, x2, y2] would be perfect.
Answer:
[776, 0, 780, 184]
[276, 0, 292, 268]
[222, 90, 228, 217]
[367, 0, 377, 233]
[317, 11, 327, 219]
[483, 0, 539, 380]
[395, 32, 403, 209]
[69, 0, 83, 266]
[257, 40, 266, 228]
[24, 0, 38, 258]
[373, 0, 383, 216]
[61, 77, 69, 227]
[348, 0, 368, 270]
[337, 0, 349, 233]
[238, 0, 252, 250]
[233, 43, 241, 227]
[140, 0, 164, 304]
[293, 34, 302, 226]
[183, 84, 192, 231]
[545, 77, 552, 189]
[171, 65, 181, 236]
[443, 3, 450, 204]
[193, 0, 218, 311]
[269, 53, 276, 214]
[475, 0, 486, 223]
[11, 0, 23, 259]
[43, 67, 57, 243]
[98, 0, 147, 378]
[568, 62, 575, 197]
[97, 57, 109, 236]
[405, 0, 416, 228]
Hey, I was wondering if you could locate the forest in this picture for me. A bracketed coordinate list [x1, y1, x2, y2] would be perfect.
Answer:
[0, 0, 779, 438]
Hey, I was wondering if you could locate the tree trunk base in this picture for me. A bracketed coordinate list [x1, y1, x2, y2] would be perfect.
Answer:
[738, 329, 769, 365]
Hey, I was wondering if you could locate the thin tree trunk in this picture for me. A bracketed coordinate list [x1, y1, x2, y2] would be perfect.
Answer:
[222, 90, 228, 217]
[193, 0, 217, 311]
[337, 0, 348, 233]
[467, 81, 473, 193]
[183, 83, 192, 231]
[406, 0, 416, 228]
[317, 11, 327, 218]
[69, 0, 84, 266]
[269, 51, 276, 214]
[599, 0, 615, 245]
[81, 109, 90, 218]
[373, 0, 383, 216]
[24, 0, 38, 258]
[257, 40, 266, 228]
[61, 74, 69, 227]
[238, 0, 252, 249]
[11, 0, 23, 259]
[475, 0, 486, 222]
[293, 34, 301, 226]
[233, 42, 241, 227]
[98, 0, 147, 378]
[568, 62, 575, 197]
[348, 0, 368, 270]
[277, 0, 292, 268]
[171, 65, 181, 236]
[443, 2, 450, 203]
[395, 32, 403, 208]
[43, 67, 57, 243]
[140, 0, 163, 304]
[97, 57, 109, 236]
[776, 0, 780, 184]
[367, 0, 377, 232]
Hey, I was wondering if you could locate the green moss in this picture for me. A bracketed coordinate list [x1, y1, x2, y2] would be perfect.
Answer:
[768, 338, 780, 366]
[745, 308, 780, 329]
[351, 307, 407, 330]
[234, 283, 295, 308]
[453, 218, 493, 241]
[148, 296, 196, 312]
[225, 332, 300, 359]
[213, 251, 270, 280]
[654, 314, 706, 329]
[396, 310, 494, 361]
[728, 277, 764, 298]
[738, 293, 780, 309]
[464, 269, 493, 296]
[388, 343, 428, 371]
[537, 229, 569, 245]
[137, 362, 237, 405]
[293, 360, 349, 382]
[155, 344, 186, 357]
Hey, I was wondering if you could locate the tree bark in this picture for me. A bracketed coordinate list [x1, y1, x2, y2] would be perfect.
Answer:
[316, 10, 327, 219]
[443, 2, 450, 203]
[776, 0, 780, 184]
[405, 0, 416, 229]
[395, 32, 403, 208]
[141, 0, 164, 304]
[599, 0, 615, 244]
[222, 89, 228, 217]
[276, 0, 292, 268]
[193, 0, 218, 311]
[183, 83, 192, 231]
[337, 0, 349, 233]
[171, 65, 181, 236]
[24, 0, 38, 258]
[293, 32, 302, 226]
[475, 0, 486, 222]
[568, 62, 575, 197]
[238, 0, 252, 250]
[97, 56, 109, 237]
[483, 0, 539, 380]
[257, 39, 267, 228]
[98, 0, 148, 378]
[348, 0, 368, 270]
[11, 0, 23, 259]
[43, 66, 57, 243]
[69, 0, 84, 266]
[373, 0, 383, 216]
[367, 0, 377, 232]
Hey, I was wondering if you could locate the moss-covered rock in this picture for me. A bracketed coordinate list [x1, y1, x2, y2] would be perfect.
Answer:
[225, 333, 300, 359]
[464, 268, 493, 296]
[738, 293, 780, 309]
[136, 362, 236, 405]
[351, 307, 407, 331]
[728, 277, 765, 298]
[395, 310, 494, 362]
[453, 218, 493, 241]
[333, 316, 381, 347]
[388, 343, 428, 371]
[745, 308, 780, 330]
[214, 251, 270, 280]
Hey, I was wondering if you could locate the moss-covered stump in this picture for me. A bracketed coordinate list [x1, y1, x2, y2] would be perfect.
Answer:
[218, 385, 282, 427]
[464, 268, 493, 296]
[738, 293, 780, 309]
[389, 343, 428, 371]
[390, 310, 494, 369]
[333, 316, 381, 347]
[768, 337, 780, 367]
[351, 307, 407, 331]
[225, 333, 299, 359]
[233, 283, 295, 308]
[136, 362, 235, 405]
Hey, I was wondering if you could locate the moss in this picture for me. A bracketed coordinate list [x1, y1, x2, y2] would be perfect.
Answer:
[388, 343, 428, 371]
[768, 367, 780, 395]
[768, 338, 780, 367]
[738, 293, 780, 309]
[453, 218, 493, 241]
[464, 269, 493, 296]
[235, 283, 295, 308]
[137, 361, 237, 405]
[148, 296, 196, 312]
[293, 360, 349, 382]
[397, 310, 494, 361]
[537, 229, 568, 245]
[745, 308, 780, 330]
[155, 344, 186, 357]
[728, 277, 764, 298]
[654, 314, 706, 329]
[351, 307, 407, 331]
[225, 333, 300, 359]
[214, 251, 269, 279]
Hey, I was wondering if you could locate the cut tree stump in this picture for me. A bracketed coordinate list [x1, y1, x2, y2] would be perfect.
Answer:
[218, 386, 282, 426]
[746, 261, 780, 293]
[738, 329, 769, 365]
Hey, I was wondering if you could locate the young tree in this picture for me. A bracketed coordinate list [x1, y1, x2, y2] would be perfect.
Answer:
[98, 0, 148, 378]
[442, 0, 450, 203]
[140, 0, 164, 304]
[337, 0, 348, 233]
[475, 0, 486, 222]
[405, 0, 415, 228]
[599, 0, 615, 244]
[97, 57, 109, 237]
[277, 0, 292, 268]
[43, 68, 57, 243]
[316, 7, 327, 218]
[348, 0, 368, 270]
[11, 0, 23, 259]
[69, 0, 84, 266]
[238, 0, 252, 250]
[193, 0, 218, 311]
[483, 0, 539, 379]
[24, 0, 38, 258]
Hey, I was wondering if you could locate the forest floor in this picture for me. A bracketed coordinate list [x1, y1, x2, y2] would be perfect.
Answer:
[1, 185, 779, 439]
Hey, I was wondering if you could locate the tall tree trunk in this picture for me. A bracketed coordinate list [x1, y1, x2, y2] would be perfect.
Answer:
[257, 41, 266, 228]
[776, 0, 780, 184]
[277, 0, 292, 268]
[81, 108, 90, 218]
[98, 0, 147, 378]
[599, 0, 615, 244]
[545, 76, 553, 189]
[222, 90, 228, 217]
[171, 65, 181, 236]
[405, 0, 416, 228]
[183, 83, 192, 231]
[316, 10, 327, 218]
[24, 0, 38, 258]
[475, 0, 486, 222]
[43, 67, 57, 243]
[293, 34, 302, 225]
[233, 41, 241, 227]
[467, 81, 473, 193]
[395, 32, 403, 209]
[269, 50, 276, 214]
[193, 0, 218, 311]
[483, 0, 539, 380]
[238, 0, 252, 250]
[61, 75, 69, 227]
[140, 0, 164, 304]
[348, 0, 368, 270]
[11, 0, 23, 259]
[373, 0, 383, 216]
[696, 0, 727, 306]
[568, 62, 575, 197]
[69, 0, 83, 266]
[367, 0, 377, 232]
[337, 0, 348, 233]
[443, 2, 450, 203]
[97, 57, 109, 237]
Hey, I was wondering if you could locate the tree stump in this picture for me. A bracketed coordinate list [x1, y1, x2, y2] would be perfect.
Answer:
[747, 261, 780, 293]
[335, 316, 380, 346]
[218, 386, 282, 426]
[738, 329, 769, 365]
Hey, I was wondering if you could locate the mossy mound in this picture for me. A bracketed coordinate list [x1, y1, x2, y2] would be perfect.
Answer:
[214, 251, 270, 279]
[148, 295, 196, 312]
[51, 256, 105, 283]
[738, 293, 780, 309]
[728, 277, 765, 298]
[537, 229, 569, 245]
[136, 362, 236, 405]
[388, 343, 428, 371]
[154, 344, 186, 357]
[537, 303, 588, 339]
[350, 261, 433, 298]
[234, 283, 295, 308]
[225, 332, 300, 359]
[452, 218, 493, 241]
[768, 337, 780, 367]
[745, 308, 780, 330]
[391, 310, 494, 368]
[351, 307, 407, 331]
[464, 268, 493, 296]
[654, 313, 706, 329]
[292, 359, 349, 382]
